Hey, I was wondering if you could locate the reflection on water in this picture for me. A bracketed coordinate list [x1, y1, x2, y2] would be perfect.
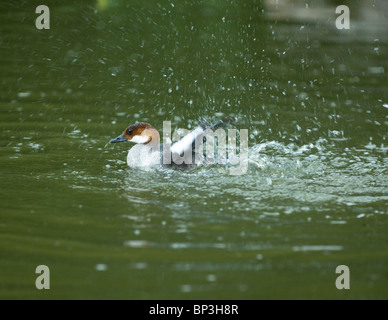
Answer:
[0, 0, 387, 299]
[264, 0, 388, 30]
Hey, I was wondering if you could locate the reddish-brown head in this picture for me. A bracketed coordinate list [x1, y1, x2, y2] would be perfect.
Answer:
[110, 123, 159, 145]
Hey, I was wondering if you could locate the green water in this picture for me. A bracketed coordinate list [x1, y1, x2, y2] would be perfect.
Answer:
[1, 0, 387, 299]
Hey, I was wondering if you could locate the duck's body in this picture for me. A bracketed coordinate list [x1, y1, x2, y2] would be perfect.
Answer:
[110, 120, 224, 169]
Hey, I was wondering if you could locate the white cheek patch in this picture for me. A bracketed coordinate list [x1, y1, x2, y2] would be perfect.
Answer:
[130, 135, 150, 144]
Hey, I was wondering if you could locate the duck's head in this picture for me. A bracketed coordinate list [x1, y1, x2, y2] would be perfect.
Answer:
[110, 122, 159, 145]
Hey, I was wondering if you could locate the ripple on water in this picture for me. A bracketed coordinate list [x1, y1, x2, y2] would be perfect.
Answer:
[107, 138, 388, 220]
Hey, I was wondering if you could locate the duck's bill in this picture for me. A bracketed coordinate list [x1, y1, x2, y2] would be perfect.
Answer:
[109, 134, 128, 143]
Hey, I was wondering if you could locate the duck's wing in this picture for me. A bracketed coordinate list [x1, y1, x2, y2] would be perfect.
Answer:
[170, 119, 234, 156]
[170, 126, 205, 156]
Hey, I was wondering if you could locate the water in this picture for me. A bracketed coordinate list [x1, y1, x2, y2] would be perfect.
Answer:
[1, 0, 387, 299]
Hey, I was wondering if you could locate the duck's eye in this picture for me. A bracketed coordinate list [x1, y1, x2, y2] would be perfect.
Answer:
[127, 129, 133, 135]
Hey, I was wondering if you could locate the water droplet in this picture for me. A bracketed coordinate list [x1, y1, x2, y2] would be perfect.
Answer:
[18, 92, 31, 98]
[181, 284, 192, 293]
[95, 264, 108, 271]
[206, 274, 217, 282]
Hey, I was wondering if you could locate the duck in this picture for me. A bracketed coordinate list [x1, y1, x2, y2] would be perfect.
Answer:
[109, 120, 226, 169]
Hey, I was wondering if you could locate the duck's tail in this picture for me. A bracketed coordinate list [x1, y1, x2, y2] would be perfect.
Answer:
[200, 116, 236, 131]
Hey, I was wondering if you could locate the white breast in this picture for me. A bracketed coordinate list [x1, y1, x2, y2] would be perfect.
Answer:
[127, 144, 161, 167]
